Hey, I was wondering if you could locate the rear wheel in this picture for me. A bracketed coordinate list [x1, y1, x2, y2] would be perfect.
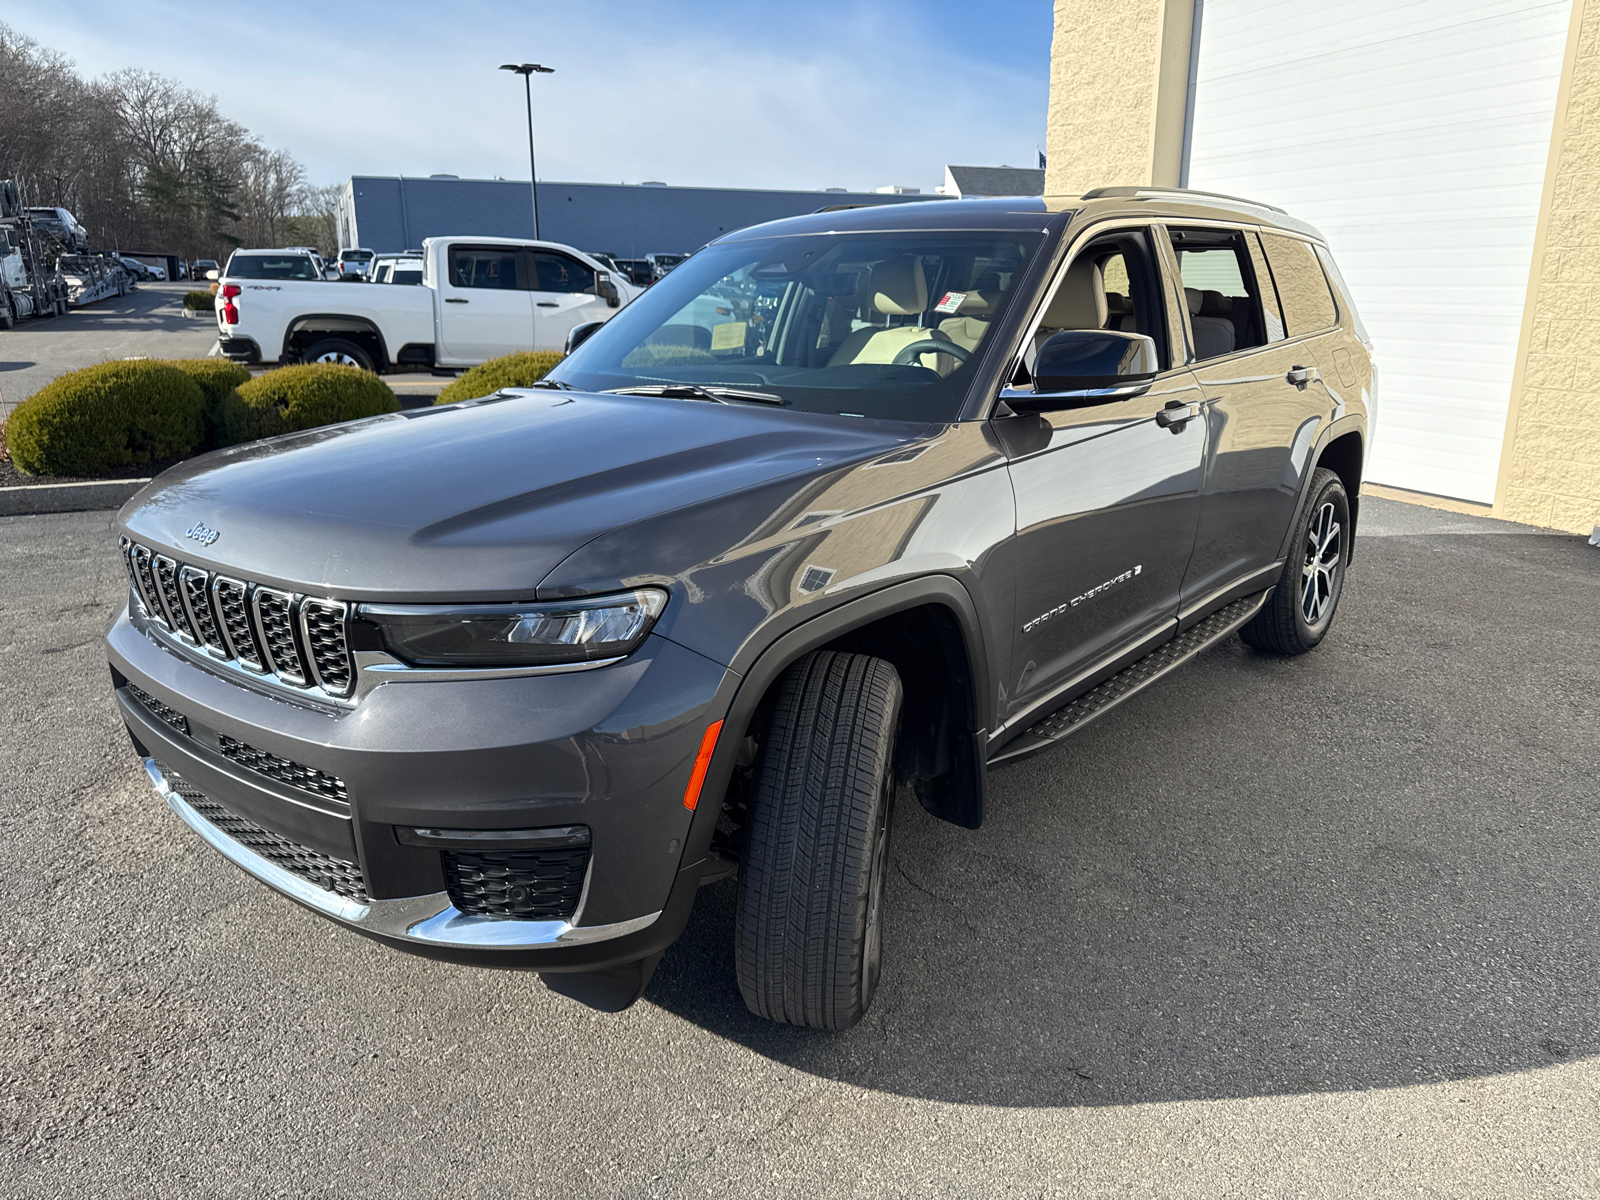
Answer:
[300, 337, 375, 372]
[1240, 466, 1350, 654]
[735, 651, 902, 1030]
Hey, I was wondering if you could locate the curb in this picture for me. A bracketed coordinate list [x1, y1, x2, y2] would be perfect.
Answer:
[0, 478, 150, 517]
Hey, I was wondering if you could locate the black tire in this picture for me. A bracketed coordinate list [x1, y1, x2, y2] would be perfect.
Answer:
[1240, 466, 1350, 655]
[300, 337, 375, 372]
[735, 650, 902, 1030]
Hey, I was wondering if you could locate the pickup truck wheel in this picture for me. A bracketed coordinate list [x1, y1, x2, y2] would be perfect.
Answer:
[1240, 467, 1350, 655]
[735, 650, 902, 1030]
[301, 338, 374, 372]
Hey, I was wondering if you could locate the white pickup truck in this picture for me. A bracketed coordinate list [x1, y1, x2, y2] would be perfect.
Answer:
[214, 236, 639, 372]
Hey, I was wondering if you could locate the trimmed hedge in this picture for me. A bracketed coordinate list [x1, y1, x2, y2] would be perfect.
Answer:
[6, 360, 206, 476]
[182, 290, 214, 311]
[219, 363, 399, 444]
[434, 351, 563, 406]
[170, 358, 252, 446]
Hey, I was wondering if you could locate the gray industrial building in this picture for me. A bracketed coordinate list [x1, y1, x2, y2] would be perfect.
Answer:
[335, 176, 948, 259]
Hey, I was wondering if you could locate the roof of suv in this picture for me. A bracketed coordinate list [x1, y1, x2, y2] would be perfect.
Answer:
[718, 187, 1325, 245]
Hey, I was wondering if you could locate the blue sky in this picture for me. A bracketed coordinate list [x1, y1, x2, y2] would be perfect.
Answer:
[10, 0, 1052, 193]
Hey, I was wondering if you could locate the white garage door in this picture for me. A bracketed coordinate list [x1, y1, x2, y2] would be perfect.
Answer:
[1186, 0, 1571, 503]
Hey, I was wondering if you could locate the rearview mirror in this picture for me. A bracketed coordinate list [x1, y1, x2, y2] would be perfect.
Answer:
[1007, 330, 1159, 414]
[205, 270, 219, 281]
[565, 320, 605, 355]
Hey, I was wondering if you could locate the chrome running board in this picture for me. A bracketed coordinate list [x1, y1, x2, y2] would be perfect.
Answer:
[988, 590, 1270, 768]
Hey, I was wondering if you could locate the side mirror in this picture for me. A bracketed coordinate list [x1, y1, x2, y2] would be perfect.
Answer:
[594, 271, 620, 308]
[205, 269, 219, 281]
[1007, 330, 1159, 414]
[565, 320, 605, 356]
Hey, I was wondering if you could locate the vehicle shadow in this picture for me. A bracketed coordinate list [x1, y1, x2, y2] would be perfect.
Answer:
[0, 361, 37, 371]
[646, 535, 1600, 1106]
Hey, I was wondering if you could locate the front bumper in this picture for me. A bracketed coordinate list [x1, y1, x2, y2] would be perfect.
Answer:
[109, 597, 732, 971]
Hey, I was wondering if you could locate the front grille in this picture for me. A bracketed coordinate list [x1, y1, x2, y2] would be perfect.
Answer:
[127, 684, 189, 736]
[119, 540, 353, 702]
[218, 735, 348, 804]
[444, 848, 589, 921]
[161, 767, 368, 903]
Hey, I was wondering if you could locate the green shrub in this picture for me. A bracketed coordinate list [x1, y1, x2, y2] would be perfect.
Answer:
[434, 351, 563, 406]
[167, 358, 251, 447]
[219, 363, 399, 444]
[6, 360, 206, 476]
[182, 290, 214, 311]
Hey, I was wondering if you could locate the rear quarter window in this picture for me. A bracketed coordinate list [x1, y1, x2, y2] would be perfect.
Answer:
[1259, 234, 1338, 336]
[1313, 244, 1369, 344]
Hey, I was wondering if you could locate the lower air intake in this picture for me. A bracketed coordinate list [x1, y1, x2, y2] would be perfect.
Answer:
[444, 848, 589, 921]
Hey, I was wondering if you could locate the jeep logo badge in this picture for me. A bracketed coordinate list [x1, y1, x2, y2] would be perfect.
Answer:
[185, 521, 220, 547]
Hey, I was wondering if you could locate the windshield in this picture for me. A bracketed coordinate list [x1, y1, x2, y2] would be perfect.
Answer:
[550, 231, 1042, 421]
[225, 253, 321, 281]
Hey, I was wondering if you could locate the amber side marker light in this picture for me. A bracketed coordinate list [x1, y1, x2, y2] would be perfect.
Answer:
[682, 720, 724, 811]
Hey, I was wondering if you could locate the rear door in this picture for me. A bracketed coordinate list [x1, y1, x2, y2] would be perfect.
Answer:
[1167, 226, 1339, 609]
[435, 243, 535, 364]
[526, 249, 612, 351]
[1000, 226, 1207, 724]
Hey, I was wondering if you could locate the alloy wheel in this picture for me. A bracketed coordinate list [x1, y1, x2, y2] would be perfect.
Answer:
[1301, 500, 1343, 625]
[313, 350, 360, 366]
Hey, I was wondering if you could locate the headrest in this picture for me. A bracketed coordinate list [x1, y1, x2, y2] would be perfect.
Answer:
[957, 290, 995, 315]
[1043, 257, 1106, 330]
[870, 256, 928, 316]
[1105, 291, 1133, 315]
[1185, 286, 1203, 316]
[1200, 290, 1232, 316]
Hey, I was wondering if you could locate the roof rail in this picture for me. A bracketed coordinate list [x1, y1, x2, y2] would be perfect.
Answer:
[1079, 185, 1286, 214]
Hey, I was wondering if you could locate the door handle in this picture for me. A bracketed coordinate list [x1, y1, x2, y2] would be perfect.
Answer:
[536, 301, 559, 308]
[445, 297, 468, 304]
[1155, 400, 1197, 430]
[1287, 364, 1320, 386]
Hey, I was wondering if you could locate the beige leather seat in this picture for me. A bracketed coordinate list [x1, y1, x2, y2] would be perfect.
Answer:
[1104, 291, 1136, 332]
[1032, 256, 1106, 356]
[1187, 287, 1235, 359]
[829, 256, 953, 370]
[936, 289, 996, 352]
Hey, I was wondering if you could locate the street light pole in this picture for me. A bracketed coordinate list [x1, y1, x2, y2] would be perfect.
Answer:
[499, 62, 554, 240]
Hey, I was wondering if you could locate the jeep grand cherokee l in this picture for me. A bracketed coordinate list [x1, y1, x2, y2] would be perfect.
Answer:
[107, 187, 1374, 1029]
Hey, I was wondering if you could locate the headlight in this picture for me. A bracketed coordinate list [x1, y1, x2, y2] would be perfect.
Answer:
[360, 588, 668, 667]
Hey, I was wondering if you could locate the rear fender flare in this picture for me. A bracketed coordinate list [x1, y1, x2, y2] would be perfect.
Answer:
[283, 314, 391, 368]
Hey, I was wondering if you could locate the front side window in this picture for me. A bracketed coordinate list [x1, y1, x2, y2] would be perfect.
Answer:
[529, 251, 595, 294]
[1168, 229, 1271, 361]
[550, 231, 1044, 422]
[450, 247, 520, 290]
[1259, 233, 1338, 336]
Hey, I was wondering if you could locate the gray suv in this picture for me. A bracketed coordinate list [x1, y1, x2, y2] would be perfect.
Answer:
[107, 188, 1373, 1029]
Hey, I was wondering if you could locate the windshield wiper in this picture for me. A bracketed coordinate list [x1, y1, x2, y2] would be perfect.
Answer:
[603, 383, 785, 405]
[530, 378, 577, 390]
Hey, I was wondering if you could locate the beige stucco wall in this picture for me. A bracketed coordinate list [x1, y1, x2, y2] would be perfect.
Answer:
[1044, 0, 1193, 196]
[1495, 0, 1600, 533]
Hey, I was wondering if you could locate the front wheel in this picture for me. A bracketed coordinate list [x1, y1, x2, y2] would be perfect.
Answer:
[1241, 466, 1350, 654]
[300, 337, 375, 372]
[735, 651, 902, 1030]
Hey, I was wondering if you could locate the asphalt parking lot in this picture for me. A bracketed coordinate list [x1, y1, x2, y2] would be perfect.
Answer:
[1, 499, 1596, 1197]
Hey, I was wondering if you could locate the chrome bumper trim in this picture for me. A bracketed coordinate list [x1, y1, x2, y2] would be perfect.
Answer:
[144, 758, 661, 950]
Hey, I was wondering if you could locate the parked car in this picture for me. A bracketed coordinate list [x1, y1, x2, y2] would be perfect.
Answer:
[369, 252, 424, 285]
[213, 236, 637, 370]
[24, 206, 88, 252]
[646, 251, 688, 280]
[107, 189, 1372, 1028]
[117, 255, 153, 281]
[613, 258, 654, 287]
[336, 248, 375, 280]
[218, 249, 324, 281]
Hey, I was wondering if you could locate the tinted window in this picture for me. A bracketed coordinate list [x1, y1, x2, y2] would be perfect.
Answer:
[450, 247, 520, 290]
[529, 252, 595, 294]
[1260, 234, 1338, 335]
[224, 254, 320, 280]
[1168, 229, 1270, 361]
[391, 268, 422, 285]
[1314, 244, 1368, 344]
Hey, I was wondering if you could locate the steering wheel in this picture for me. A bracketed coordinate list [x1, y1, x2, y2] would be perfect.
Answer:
[890, 339, 971, 366]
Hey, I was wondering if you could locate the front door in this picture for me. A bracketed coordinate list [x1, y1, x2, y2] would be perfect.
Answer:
[1000, 228, 1206, 725]
[526, 250, 612, 352]
[1166, 227, 1340, 605]
[436, 243, 535, 364]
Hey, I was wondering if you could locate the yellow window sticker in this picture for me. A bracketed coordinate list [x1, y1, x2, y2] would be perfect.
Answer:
[711, 321, 747, 350]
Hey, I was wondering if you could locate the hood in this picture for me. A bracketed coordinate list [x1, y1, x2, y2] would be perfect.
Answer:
[119, 390, 920, 601]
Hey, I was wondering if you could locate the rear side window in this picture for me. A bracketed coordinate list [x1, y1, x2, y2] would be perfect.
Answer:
[1259, 234, 1338, 335]
[1167, 228, 1271, 362]
[1313, 244, 1369, 344]
[449, 247, 520, 290]
[529, 251, 595, 294]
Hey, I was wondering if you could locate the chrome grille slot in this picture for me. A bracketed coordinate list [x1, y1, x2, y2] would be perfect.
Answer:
[129, 544, 167, 628]
[120, 540, 357, 703]
[153, 555, 195, 641]
[179, 566, 225, 656]
[212, 576, 263, 671]
[252, 587, 307, 685]
[299, 600, 352, 696]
